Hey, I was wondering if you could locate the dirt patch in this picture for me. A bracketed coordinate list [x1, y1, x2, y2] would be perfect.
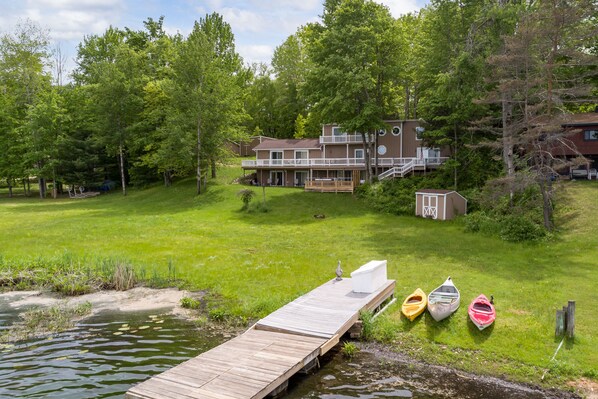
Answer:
[2, 287, 193, 318]
[569, 379, 598, 399]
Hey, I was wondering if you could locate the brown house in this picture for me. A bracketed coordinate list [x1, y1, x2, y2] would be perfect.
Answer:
[415, 189, 467, 220]
[242, 120, 450, 191]
[548, 112, 598, 178]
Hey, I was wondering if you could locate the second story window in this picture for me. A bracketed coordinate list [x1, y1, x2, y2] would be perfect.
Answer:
[378, 129, 386, 137]
[584, 130, 598, 141]
[332, 127, 347, 136]
[415, 127, 425, 141]
[355, 149, 364, 159]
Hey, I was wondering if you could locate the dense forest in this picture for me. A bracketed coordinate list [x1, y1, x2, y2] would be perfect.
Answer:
[1, 0, 596, 231]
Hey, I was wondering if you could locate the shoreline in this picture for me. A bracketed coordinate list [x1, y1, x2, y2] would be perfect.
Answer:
[1, 288, 595, 398]
[1, 287, 194, 319]
[359, 342, 588, 399]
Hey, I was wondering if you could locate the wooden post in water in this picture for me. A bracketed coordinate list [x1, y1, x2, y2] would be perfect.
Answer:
[555, 309, 565, 336]
[566, 300, 575, 339]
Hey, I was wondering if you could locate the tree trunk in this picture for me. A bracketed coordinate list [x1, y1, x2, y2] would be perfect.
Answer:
[404, 85, 410, 119]
[196, 116, 202, 196]
[164, 171, 172, 187]
[413, 86, 418, 119]
[38, 177, 46, 199]
[374, 131, 379, 177]
[361, 133, 370, 184]
[211, 158, 217, 179]
[52, 167, 57, 199]
[453, 123, 458, 190]
[7, 179, 13, 198]
[119, 143, 127, 196]
[26, 179, 31, 196]
[502, 95, 515, 202]
[539, 178, 553, 231]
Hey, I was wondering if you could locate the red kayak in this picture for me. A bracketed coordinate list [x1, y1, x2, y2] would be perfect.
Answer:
[468, 294, 496, 330]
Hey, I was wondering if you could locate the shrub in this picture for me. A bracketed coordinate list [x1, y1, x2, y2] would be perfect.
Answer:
[208, 308, 228, 322]
[359, 310, 374, 341]
[180, 296, 201, 310]
[499, 215, 546, 242]
[463, 212, 500, 235]
[237, 189, 256, 211]
[113, 262, 136, 291]
[341, 341, 358, 358]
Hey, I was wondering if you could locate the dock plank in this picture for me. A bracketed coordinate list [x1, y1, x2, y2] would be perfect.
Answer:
[126, 278, 395, 399]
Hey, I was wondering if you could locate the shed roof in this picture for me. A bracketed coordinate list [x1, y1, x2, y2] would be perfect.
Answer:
[416, 189, 455, 195]
[253, 138, 321, 151]
[416, 189, 468, 202]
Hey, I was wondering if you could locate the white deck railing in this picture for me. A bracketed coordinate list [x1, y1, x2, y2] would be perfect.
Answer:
[319, 134, 371, 144]
[242, 157, 448, 169]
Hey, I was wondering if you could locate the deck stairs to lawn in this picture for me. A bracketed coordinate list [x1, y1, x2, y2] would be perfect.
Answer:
[378, 160, 415, 180]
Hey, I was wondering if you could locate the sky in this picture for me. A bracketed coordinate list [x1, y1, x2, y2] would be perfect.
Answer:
[0, 0, 428, 74]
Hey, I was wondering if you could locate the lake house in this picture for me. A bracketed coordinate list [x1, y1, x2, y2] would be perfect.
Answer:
[241, 120, 450, 192]
[558, 112, 598, 179]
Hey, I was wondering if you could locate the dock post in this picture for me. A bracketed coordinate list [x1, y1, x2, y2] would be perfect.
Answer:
[566, 300, 575, 339]
[555, 309, 565, 336]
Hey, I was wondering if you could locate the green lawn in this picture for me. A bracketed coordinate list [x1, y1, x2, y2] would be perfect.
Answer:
[1, 163, 596, 387]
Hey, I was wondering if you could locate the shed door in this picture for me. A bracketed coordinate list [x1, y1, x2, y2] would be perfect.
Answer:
[422, 195, 438, 219]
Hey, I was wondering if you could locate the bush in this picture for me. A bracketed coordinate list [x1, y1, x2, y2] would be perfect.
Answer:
[499, 215, 546, 242]
[237, 189, 256, 211]
[356, 176, 453, 216]
[208, 308, 228, 322]
[464, 212, 500, 235]
[112, 262, 136, 291]
[341, 341, 358, 358]
[180, 296, 201, 309]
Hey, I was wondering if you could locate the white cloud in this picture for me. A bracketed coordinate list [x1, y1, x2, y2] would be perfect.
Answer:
[376, 0, 421, 17]
[237, 44, 274, 65]
[249, 0, 321, 12]
[219, 8, 266, 33]
[0, 0, 126, 41]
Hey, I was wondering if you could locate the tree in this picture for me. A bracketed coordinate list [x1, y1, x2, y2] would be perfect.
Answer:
[304, 0, 402, 183]
[271, 33, 311, 138]
[168, 13, 245, 195]
[0, 20, 52, 197]
[414, 0, 519, 190]
[89, 41, 144, 196]
[20, 87, 68, 198]
[483, 0, 598, 230]
[244, 63, 278, 137]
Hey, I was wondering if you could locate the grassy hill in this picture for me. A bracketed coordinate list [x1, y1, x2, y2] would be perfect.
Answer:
[1, 162, 596, 387]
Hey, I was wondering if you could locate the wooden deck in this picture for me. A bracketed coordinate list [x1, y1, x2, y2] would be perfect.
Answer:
[304, 179, 355, 193]
[126, 277, 395, 399]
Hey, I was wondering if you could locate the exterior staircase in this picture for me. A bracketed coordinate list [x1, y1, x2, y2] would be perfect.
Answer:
[378, 160, 415, 180]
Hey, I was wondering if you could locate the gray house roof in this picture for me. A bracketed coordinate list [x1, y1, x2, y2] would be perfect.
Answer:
[253, 138, 321, 151]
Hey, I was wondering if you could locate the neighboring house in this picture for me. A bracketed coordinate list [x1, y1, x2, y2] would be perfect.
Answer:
[228, 136, 276, 157]
[559, 112, 598, 178]
[241, 120, 450, 191]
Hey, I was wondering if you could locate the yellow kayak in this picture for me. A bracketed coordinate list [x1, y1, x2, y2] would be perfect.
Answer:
[401, 288, 428, 321]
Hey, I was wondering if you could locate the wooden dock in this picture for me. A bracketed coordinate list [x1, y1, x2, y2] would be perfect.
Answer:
[126, 277, 395, 399]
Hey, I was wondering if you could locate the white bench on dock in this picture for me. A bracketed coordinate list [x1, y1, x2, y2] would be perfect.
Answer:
[350, 260, 387, 293]
[126, 265, 395, 399]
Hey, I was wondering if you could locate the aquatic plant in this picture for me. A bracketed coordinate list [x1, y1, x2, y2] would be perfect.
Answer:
[341, 341, 358, 359]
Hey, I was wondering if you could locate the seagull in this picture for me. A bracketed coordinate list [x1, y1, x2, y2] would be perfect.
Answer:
[335, 260, 343, 281]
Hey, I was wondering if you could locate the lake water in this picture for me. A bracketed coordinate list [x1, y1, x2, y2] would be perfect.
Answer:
[0, 297, 559, 399]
